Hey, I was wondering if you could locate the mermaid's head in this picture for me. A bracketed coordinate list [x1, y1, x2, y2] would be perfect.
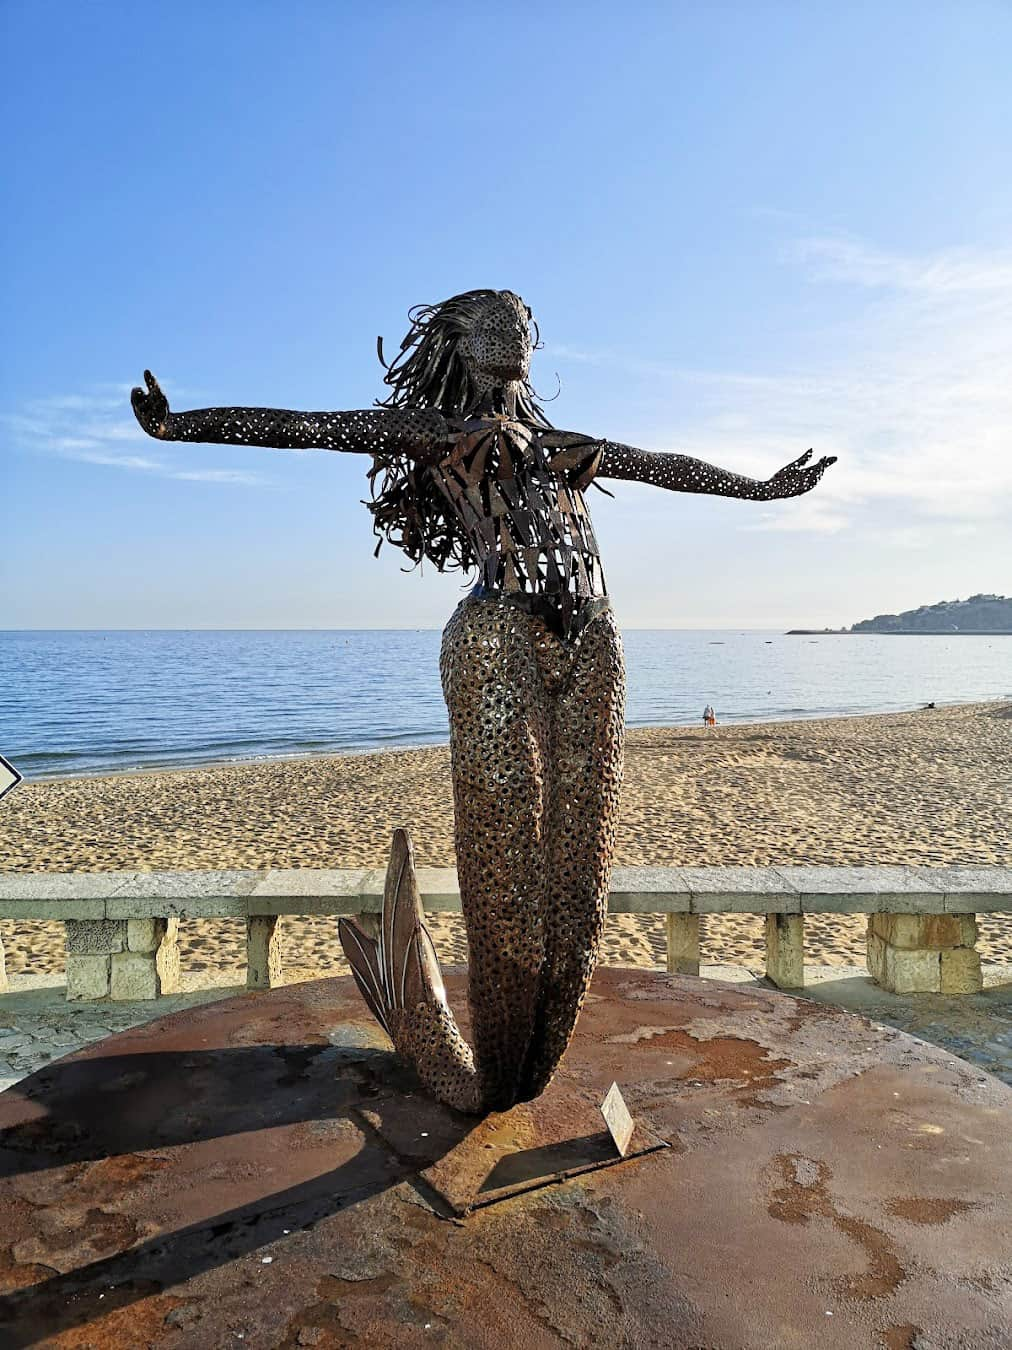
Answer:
[377, 289, 548, 421]
[367, 289, 555, 574]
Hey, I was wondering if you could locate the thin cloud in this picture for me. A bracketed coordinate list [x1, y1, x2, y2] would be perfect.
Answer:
[3, 383, 273, 488]
[554, 233, 1012, 536]
[741, 501, 849, 535]
[28, 392, 126, 413]
[789, 235, 1012, 294]
[173, 468, 270, 486]
[63, 450, 165, 473]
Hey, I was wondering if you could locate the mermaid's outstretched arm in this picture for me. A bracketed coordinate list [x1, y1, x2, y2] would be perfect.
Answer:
[593, 440, 837, 501]
[130, 370, 450, 459]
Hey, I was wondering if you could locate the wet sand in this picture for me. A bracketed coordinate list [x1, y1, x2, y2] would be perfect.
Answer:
[2, 701, 1009, 979]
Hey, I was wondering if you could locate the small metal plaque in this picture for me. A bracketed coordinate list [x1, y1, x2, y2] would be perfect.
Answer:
[601, 1082, 634, 1157]
[0, 755, 21, 804]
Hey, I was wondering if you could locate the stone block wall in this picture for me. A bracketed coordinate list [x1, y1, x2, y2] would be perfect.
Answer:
[866, 913, 981, 994]
[65, 918, 180, 1001]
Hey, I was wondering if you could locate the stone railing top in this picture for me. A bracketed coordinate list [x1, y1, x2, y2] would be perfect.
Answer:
[0, 865, 1009, 918]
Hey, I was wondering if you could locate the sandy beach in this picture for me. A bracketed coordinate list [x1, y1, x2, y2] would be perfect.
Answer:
[1, 701, 1009, 980]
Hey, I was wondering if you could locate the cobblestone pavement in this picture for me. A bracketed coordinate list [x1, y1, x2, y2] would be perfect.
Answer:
[795, 963, 1012, 1086]
[0, 973, 243, 1092]
[1, 966, 1010, 1091]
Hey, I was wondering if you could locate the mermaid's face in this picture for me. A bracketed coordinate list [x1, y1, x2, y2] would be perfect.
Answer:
[461, 293, 533, 396]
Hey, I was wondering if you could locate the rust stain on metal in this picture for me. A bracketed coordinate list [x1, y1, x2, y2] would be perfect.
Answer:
[884, 1196, 978, 1225]
[41, 1292, 187, 1350]
[81, 1151, 171, 1188]
[619, 1027, 794, 1105]
[12, 1205, 146, 1278]
[768, 1154, 907, 1299]
[0, 1197, 56, 1294]
[880, 1325, 921, 1350]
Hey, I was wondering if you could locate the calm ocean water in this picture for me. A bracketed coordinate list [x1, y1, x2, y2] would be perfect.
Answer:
[2, 629, 1010, 780]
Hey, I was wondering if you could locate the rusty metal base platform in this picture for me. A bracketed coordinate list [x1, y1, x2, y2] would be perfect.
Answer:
[1, 968, 1010, 1348]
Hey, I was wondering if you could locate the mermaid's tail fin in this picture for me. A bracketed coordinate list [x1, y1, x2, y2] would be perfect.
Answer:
[339, 827, 446, 1028]
[339, 828, 481, 1112]
[338, 910, 391, 1035]
[381, 826, 446, 1008]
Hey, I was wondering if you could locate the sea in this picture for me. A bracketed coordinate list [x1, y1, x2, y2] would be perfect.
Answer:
[2, 629, 1010, 781]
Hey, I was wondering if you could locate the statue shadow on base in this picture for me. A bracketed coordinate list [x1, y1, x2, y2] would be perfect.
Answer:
[0, 1007, 663, 1346]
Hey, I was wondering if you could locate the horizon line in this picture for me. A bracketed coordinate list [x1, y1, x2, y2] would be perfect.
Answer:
[0, 626, 841, 637]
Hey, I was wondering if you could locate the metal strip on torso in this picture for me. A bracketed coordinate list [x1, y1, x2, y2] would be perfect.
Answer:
[427, 418, 608, 641]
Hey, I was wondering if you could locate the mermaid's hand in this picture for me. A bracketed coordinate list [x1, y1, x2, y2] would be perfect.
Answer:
[761, 449, 837, 500]
[130, 370, 171, 439]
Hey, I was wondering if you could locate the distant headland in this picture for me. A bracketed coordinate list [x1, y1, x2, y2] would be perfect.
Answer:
[787, 594, 1012, 636]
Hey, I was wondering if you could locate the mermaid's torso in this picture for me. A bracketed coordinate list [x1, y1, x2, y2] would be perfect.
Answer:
[424, 417, 608, 640]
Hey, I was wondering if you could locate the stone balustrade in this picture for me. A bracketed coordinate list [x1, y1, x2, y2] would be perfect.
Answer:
[1, 865, 1008, 1001]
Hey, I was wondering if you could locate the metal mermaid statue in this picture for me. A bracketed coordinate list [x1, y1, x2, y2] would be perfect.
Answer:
[132, 289, 835, 1114]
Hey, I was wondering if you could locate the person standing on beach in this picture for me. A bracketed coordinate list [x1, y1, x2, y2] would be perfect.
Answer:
[131, 288, 835, 1114]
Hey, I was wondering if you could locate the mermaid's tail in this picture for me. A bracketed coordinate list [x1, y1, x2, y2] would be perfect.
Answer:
[339, 827, 445, 1026]
[339, 828, 482, 1114]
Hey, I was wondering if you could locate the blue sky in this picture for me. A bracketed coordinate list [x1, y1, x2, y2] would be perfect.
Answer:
[3, 2, 1010, 629]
